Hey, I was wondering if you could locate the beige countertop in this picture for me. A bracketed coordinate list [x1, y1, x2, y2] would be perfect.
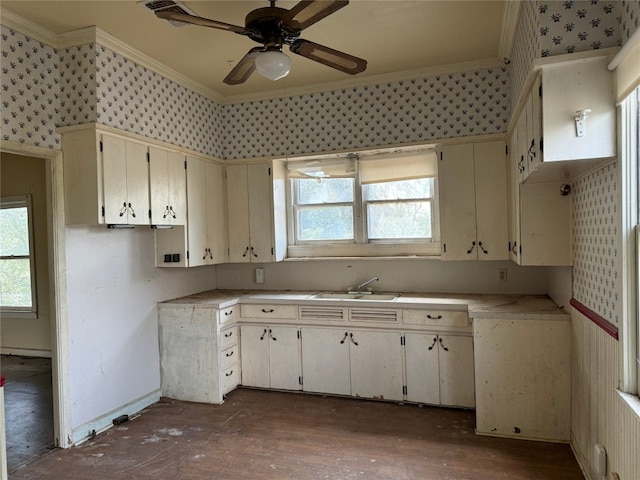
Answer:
[160, 290, 568, 321]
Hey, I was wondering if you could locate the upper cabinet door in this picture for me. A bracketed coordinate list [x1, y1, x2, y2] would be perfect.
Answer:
[438, 143, 477, 260]
[247, 163, 274, 262]
[186, 156, 208, 266]
[149, 147, 186, 226]
[473, 141, 508, 261]
[225, 164, 251, 263]
[101, 135, 149, 225]
[205, 161, 227, 264]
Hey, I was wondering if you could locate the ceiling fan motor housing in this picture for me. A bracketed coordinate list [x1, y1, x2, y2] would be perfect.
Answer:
[244, 6, 300, 46]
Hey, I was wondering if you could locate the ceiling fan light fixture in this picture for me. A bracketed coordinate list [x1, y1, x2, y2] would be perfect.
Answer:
[255, 50, 292, 81]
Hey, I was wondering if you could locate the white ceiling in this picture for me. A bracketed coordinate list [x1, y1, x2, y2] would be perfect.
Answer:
[1, 1, 513, 101]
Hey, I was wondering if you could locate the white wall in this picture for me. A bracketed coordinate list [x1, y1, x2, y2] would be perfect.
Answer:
[0, 153, 52, 355]
[216, 259, 549, 295]
[64, 226, 216, 430]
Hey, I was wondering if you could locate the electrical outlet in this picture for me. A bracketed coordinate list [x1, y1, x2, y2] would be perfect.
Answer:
[498, 268, 508, 282]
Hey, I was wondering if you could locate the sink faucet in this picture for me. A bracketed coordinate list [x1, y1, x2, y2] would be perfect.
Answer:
[350, 276, 379, 294]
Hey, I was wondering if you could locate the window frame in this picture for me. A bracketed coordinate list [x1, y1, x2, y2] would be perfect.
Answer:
[0, 194, 38, 318]
[286, 150, 441, 259]
[619, 86, 639, 396]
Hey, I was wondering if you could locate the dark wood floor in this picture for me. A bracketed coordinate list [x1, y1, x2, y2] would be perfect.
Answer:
[9, 388, 584, 480]
[1, 355, 55, 473]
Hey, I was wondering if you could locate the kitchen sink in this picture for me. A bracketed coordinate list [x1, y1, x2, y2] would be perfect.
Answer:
[311, 292, 400, 301]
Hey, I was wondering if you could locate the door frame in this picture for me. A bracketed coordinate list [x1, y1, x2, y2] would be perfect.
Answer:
[1, 140, 72, 449]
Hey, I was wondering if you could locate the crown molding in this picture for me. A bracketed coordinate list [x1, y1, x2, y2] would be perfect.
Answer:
[220, 57, 505, 105]
[499, 1, 521, 61]
[0, 8, 58, 46]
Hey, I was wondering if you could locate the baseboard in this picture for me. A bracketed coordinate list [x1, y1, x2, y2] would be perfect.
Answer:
[71, 389, 161, 446]
[0, 348, 52, 358]
[570, 432, 593, 480]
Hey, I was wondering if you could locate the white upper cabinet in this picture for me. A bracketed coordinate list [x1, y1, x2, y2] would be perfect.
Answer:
[225, 161, 287, 263]
[186, 156, 227, 266]
[60, 126, 151, 226]
[515, 56, 615, 183]
[438, 140, 508, 260]
[148, 146, 186, 226]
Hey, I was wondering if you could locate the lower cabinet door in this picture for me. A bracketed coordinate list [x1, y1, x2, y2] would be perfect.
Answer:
[301, 327, 351, 395]
[268, 326, 302, 391]
[437, 335, 475, 408]
[404, 333, 440, 405]
[349, 330, 404, 401]
[240, 325, 270, 388]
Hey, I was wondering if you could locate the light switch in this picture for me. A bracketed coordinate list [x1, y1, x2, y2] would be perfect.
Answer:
[255, 268, 265, 284]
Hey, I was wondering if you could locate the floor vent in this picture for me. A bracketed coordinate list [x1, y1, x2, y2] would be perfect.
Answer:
[139, 0, 197, 27]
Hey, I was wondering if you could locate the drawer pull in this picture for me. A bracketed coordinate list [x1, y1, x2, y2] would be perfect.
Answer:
[426, 314, 443, 320]
[224, 331, 233, 338]
[261, 308, 274, 313]
[225, 350, 235, 358]
[225, 370, 233, 377]
[224, 310, 233, 316]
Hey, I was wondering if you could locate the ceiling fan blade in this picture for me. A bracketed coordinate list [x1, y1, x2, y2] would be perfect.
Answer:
[224, 47, 263, 85]
[282, 0, 349, 31]
[155, 11, 249, 35]
[290, 39, 366, 75]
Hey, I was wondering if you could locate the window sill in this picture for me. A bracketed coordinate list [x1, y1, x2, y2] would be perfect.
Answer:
[0, 311, 38, 320]
[617, 390, 640, 421]
[284, 255, 442, 262]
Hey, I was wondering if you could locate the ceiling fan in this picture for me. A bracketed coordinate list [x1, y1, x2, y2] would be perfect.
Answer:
[155, 0, 367, 85]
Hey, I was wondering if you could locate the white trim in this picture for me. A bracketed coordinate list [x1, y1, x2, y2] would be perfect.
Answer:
[0, 8, 57, 46]
[608, 25, 640, 71]
[0, 140, 72, 449]
[499, 1, 521, 61]
[0, 348, 51, 358]
[71, 389, 161, 445]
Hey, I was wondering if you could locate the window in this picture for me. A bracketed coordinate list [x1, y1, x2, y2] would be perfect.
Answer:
[0, 195, 37, 317]
[619, 86, 639, 395]
[286, 148, 440, 258]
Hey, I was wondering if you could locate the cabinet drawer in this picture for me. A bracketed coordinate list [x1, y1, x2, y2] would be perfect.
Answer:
[222, 365, 240, 394]
[241, 304, 297, 319]
[220, 326, 238, 351]
[219, 306, 238, 325]
[221, 345, 239, 370]
[403, 309, 468, 327]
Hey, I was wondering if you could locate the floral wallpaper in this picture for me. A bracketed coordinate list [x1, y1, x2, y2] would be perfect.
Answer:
[58, 44, 97, 126]
[1, 25, 61, 149]
[220, 68, 510, 159]
[509, 1, 540, 119]
[572, 163, 620, 325]
[620, 0, 640, 43]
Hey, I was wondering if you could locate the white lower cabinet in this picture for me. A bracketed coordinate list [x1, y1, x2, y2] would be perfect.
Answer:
[405, 333, 475, 408]
[240, 325, 302, 391]
[474, 317, 570, 441]
[300, 328, 404, 401]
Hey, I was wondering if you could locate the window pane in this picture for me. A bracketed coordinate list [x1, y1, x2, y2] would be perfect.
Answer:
[0, 258, 33, 307]
[0, 206, 30, 256]
[297, 178, 354, 204]
[368, 201, 432, 239]
[363, 178, 432, 201]
[298, 206, 353, 241]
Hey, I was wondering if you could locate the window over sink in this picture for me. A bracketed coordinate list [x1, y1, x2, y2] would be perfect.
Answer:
[286, 146, 440, 258]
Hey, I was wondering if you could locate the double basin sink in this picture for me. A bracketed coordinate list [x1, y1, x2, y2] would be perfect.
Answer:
[311, 292, 400, 301]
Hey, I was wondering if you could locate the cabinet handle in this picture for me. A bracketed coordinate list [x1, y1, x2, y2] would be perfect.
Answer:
[242, 246, 250, 257]
[128, 202, 136, 218]
[511, 241, 518, 256]
[225, 370, 233, 377]
[467, 241, 476, 254]
[339, 332, 349, 344]
[169, 206, 176, 219]
[349, 332, 358, 346]
[119, 201, 127, 217]
[202, 247, 209, 260]
[528, 139, 536, 160]
[261, 308, 274, 313]
[259, 328, 268, 340]
[207, 248, 213, 260]
[224, 310, 233, 316]
[250, 246, 258, 258]
[225, 350, 235, 358]
[224, 331, 233, 338]
[426, 314, 442, 320]
[427, 337, 438, 350]
[162, 205, 170, 219]
[438, 337, 449, 352]
[478, 241, 488, 254]
[518, 155, 525, 173]
[268, 329, 277, 342]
